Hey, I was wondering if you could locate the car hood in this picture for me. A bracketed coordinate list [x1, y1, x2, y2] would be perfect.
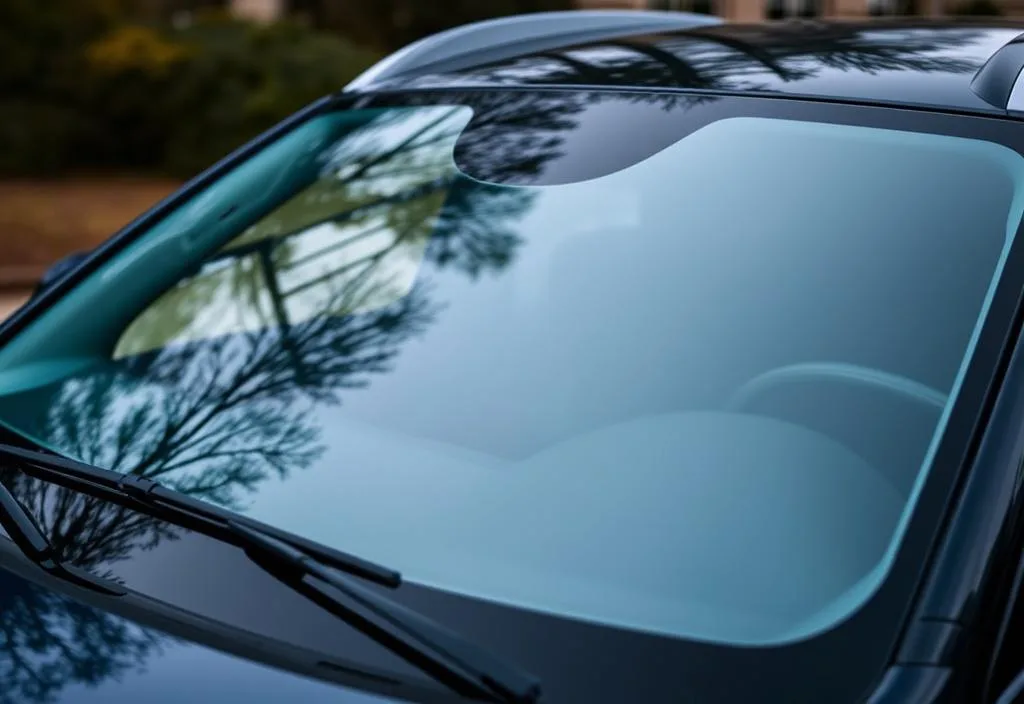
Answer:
[0, 567, 396, 704]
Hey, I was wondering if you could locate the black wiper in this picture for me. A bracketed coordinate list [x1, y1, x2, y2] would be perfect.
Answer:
[231, 523, 542, 703]
[0, 444, 399, 587]
[0, 443, 542, 704]
[0, 480, 127, 596]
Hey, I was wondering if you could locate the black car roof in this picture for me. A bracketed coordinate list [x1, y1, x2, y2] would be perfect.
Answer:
[356, 18, 1024, 117]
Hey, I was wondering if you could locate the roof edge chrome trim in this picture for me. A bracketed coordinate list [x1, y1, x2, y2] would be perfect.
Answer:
[970, 31, 1024, 110]
[344, 10, 722, 92]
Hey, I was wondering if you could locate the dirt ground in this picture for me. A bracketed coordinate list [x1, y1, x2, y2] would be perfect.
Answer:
[0, 179, 180, 268]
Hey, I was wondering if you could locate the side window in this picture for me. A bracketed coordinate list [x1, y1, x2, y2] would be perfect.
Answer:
[649, 0, 716, 15]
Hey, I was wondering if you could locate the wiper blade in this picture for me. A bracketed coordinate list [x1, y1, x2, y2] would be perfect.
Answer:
[0, 444, 399, 587]
[231, 522, 542, 703]
[0, 443, 542, 704]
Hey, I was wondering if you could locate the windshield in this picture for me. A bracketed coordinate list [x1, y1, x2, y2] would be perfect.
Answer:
[0, 89, 1021, 700]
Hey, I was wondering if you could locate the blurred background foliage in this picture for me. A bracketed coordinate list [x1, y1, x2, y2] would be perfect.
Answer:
[0, 0, 570, 179]
[0, 1, 375, 177]
[0, 0, 569, 273]
[291, 0, 576, 53]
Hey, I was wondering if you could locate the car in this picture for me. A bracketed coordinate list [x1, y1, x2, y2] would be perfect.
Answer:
[4, 8, 1024, 704]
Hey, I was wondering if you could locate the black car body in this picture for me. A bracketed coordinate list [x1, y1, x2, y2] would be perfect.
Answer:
[3, 10, 1024, 704]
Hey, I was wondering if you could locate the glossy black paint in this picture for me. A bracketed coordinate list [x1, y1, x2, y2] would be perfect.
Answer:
[366, 20, 1024, 117]
[0, 546, 402, 704]
[868, 230, 1024, 703]
[986, 529, 1024, 701]
[970, 34, 1024, 109]
[867, 666, 952, 704]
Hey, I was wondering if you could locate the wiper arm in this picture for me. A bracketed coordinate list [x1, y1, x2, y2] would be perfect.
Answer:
[0, 444, 399, 587]
[231, 523, 542, 703]
[0, 480, 127, 596]
[0, 443, 542, 704]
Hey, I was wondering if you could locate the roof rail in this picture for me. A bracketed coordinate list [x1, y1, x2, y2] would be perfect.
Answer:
[344, 10, 722, 92]
[970, 31, 1024, 111]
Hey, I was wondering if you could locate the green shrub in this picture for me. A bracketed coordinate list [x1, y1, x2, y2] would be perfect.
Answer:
[0, 102, 85, 175]
[0, 10, 380, 178]
[293, 0, 576, 53]
[157, 18, 380, 176]
[0, 0, 121, 175]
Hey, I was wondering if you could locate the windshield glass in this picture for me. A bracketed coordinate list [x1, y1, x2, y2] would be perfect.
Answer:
[0, 90, 1020, 657]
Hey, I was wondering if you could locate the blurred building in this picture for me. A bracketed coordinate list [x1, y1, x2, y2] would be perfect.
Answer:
[229, 0, 285, 22]
[577, 0, 1002, 20]
[225, 0, 1011, 29]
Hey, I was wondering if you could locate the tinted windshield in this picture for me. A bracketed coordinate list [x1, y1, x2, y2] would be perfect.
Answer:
[0, 90, 1021, 702]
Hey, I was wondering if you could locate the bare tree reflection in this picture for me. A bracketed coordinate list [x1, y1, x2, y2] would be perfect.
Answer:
[703, 24, 986, 75]
[0, 95, 575, 703]
[0, 274, 439, 703]
[450, 92, 582, 182]
[0, 571, 160, 704]
[0, 249, 440, 704]
[416, 23, 991, 93]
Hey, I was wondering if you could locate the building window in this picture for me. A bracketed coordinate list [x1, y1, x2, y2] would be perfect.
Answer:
[867, 0, 918, 13]
[766, 0, 820, 17]
[649, 0, 716, 15]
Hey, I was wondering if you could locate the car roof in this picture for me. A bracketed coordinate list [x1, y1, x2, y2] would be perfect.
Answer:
[349, 16, 1024, 117]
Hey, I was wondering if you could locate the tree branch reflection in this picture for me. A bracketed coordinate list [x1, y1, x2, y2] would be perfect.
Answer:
[428, 24, 990, 91]
[0, 96, 566, 702]
[0, 571, 160, 704]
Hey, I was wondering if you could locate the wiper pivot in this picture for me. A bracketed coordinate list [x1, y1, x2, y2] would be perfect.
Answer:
[0, 480, 126, 596]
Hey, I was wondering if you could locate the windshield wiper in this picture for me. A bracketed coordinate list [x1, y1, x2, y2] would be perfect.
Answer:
[0, 443, 542, 704]
[0, 479, 127, 596]
[0, 444, 400, 586]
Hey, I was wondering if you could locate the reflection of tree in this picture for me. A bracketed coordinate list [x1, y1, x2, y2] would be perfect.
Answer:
[0, 464, 178, 572]
[0, 95, 574, 703]
[696, 24, 984, 75]
[0, 268, 438, 703]
[428, 183, 531, 275]
[0, 571, 160, 704]
[33, 279, 438, 509]
[451, 92, 582, 183]
[0, 278, 435, 703]
[429, 23, 988, 93]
